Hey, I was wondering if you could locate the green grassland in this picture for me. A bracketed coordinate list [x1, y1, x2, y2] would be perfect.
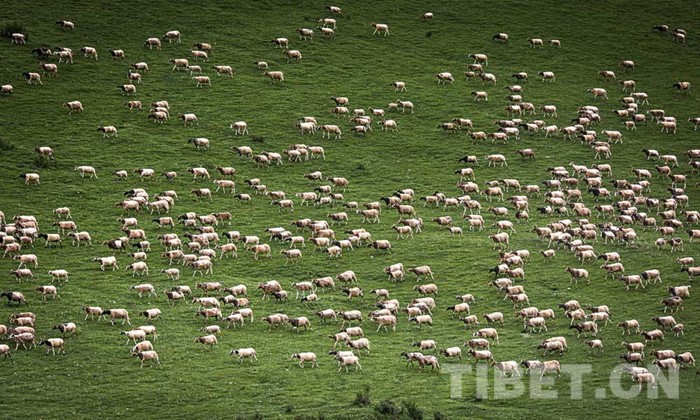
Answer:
[0, 1, 699, 418]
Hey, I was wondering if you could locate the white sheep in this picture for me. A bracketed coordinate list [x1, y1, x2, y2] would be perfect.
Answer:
[98, 126, 118, 138]
[230, 348, 258, 363]
[371, 23, 389, 36]
[264, 71, 284, 83]
[291, 352, 319, 368]
[230, 121, 249, 135]
[164, 30, 182, 43]
[213, 65, 234, 77]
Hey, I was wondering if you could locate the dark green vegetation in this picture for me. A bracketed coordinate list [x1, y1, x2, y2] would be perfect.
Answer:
[1, 1, 699, 418]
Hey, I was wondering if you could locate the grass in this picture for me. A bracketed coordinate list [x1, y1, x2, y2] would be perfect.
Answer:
[0, 0, 699, 418]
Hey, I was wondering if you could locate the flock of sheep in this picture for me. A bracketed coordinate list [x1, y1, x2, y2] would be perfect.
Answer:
[1, 6, 698, 402]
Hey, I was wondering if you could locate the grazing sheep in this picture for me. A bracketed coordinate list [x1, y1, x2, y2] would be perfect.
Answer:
[297, 28, 314, 41]
[284, 49, 302, 63]
[38, 338, 65, 355]
[537, 71, 555, 82]
[163, 30, 182, 43]
[192, 76, 211, 88]
[230, 347, 258, 363]
[436, 72, 454, 84]
[467, 349, 494, 364]
[103, 309, 130, 326]
[492, 32, 509, 42]
[11, 33, 26, 44]
[672, 81, 690, 93]
[392, 81, 407, 92]
[371, 23, 389, 36]
[134, 350, 160, 368]
[230, 121, 249, 135]
[619, 60, 636, 70]
[261, 70, 284, 84]
[291, 352, 319, 368]
[210, 65, 233, 77]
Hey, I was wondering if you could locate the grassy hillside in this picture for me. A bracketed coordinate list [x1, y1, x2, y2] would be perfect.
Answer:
[0, 1, 698, 418]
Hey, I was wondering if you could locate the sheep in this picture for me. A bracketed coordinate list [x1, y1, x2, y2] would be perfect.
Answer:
[39, 62, 58, 78]
[37, 337, 65, 355]
[392, 100, 414, 114]
[653, 358, 679, 375]
[471, 91, 488, 102]
[371, 314, 397, 333]
[673, 81, 690, 93]
[144, 37, 161, 50]
[368, 240, 392, 254]
[615, 59, 636, 70]
[188, 65, 202, 75]
[371, 23, 389, 36]
[159, 29, 182, 43]
[61, 100, 84, 114]
[47, 322, 77, 341]
[467, 349, 494, 364]
[467, 54, 489, 66]
[134, 350, 160, 368]
[436, 72, 454, 84]
[668, 285, 691, 299]
[7, 268, 31, 284]
[46, 269, 68, 284]
[169, 58, 189, 71]
[120, 84, 136, 95]
[565, 267, 589, 284]
[338, 337, 369, 357]
[140, 308, 162, 323]
[130, 340, 153, 356]
[621, 353, 645, 367]
[675, 352, 695, 367]
[619, 275, 645, 290]
[341, 287, 363, 300]
[619, 340, 646, 356]
[148, 111, 168, 123]
[598, 262, 625, 279]
[616, 319, 640, 335]
[194, 334, 218, 350]
[586, 87, 608, 100]
[652, 316, 677, 330]
[413, 284, 438, 297]
[36, 285, 60, 301]
[213, 65, 235, 77]
[337, 355, 362, 372]
[75, 47, 98, 61]
[488, 233, 510, 249]
[269, 37, 290, 50]
[671, 31, 687, 43]
[386, 81, 408, 94]
[18, 172, 41, 186]
[72, 165, 98, 181]
[641, 329, 665, 344]
[177, 113, 198, 126]
[192, 75, 211, 88]
[492, 360, 520, 379]
[11, 33, 26, 44]
[103, 309, 130, 326]
[128, 283, 155, 299]
[283, 49, 303, 63]
[484, 154, 507, 168]
[290, 352, 318, 368]
[296, 28, 314, 41]
[536, 71, 555, 82]
[537, 340, 565, 356]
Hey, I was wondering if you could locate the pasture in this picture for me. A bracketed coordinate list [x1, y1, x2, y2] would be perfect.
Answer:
[0, 1, 699, 418]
